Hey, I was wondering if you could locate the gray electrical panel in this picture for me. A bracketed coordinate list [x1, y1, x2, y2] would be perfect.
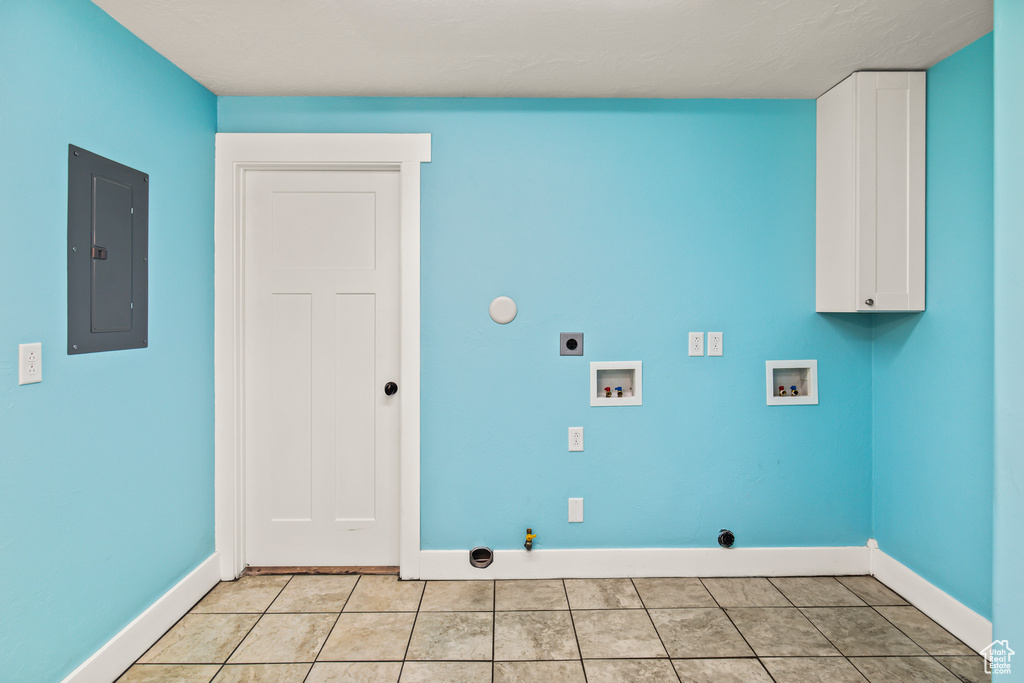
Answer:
[67, 145, 148, 354]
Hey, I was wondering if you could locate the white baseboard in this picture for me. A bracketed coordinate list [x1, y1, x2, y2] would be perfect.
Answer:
[418, 545, 870, 581]
[870, 543, 992, 652]
[62, 553, 221, 683]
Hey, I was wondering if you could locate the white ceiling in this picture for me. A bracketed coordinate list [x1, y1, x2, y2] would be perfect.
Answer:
[91, 0, 992, 99]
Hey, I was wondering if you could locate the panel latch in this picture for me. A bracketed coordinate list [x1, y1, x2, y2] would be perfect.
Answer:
[92, 246, 108, 260]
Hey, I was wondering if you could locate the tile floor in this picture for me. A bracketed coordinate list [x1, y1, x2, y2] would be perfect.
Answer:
[118, 574, 989, 682]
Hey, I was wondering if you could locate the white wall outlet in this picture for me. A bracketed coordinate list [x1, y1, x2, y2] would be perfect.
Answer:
[19, 343, 42, 385]
[568, 427, 584, 452]
[708, 332, 723, 356]
[568, 498, 584, 523]
[689, 332, 704, 356]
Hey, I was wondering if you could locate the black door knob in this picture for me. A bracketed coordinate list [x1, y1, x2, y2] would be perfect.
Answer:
[384, 382, 398, 396]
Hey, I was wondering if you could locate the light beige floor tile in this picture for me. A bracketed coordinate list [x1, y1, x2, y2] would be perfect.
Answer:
[493, 611, 579, 661]
[633, 577, 716, 608]
[306, 662, 403, 683]
[228, 613, 337, 663]
[138, 614, 260, 664]
[584, 658, 679, 682]
[701, 578, 791, 607]
[850, 656, 962, 682]
[343, 576, 424, 612]
[875, 606, 976, 655]
[192, 576, 292, 614]
[495, 580, 568, 611]
[494, 660, 585, 683]
[399, 661, 492, 682]
[802, 607, 925, 656]
[648, 608, 753, 658]
[761, 657, 868, 682]
[726, 607, 840, 656]
[268, 575, 358, 613]
[420, 581, 494, 611]
[116, 664, 221, 682]
[405, 612, 493, 660]
[934, 655, 991, 683]
[212, 663, 312, 682]
[564, 578, 642, 609]
[770, 576, 866, 606]
[317, 612, 416, 661]
[571, 609, 667, 659]
[837, 576, 909, 605]
[671, 658, 774, 682]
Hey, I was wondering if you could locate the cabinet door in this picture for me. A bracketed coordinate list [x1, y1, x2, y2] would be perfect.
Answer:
[855, 72, 926, 311]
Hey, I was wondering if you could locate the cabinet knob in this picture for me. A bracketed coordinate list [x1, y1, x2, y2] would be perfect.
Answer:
[865, 298, 874, 306]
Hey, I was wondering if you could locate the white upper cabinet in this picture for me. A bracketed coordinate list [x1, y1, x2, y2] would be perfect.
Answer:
[816, 71, 926, 312]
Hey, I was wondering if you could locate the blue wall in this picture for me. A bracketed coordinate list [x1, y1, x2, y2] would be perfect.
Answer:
[993, 0, 1024, 673]
[219, 97, 874, 552]
[0, 1, 216, 680]
[872, 35, 994, 620]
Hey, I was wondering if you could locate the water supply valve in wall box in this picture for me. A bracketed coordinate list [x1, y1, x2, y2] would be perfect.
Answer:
[590, 361, 642, 406]
[560, 333, 583, 356]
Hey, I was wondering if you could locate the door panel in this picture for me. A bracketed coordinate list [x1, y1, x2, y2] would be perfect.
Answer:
[334, 293, 377, 523]
[270, 293, 314, 522]
[244, 168, 400, 566]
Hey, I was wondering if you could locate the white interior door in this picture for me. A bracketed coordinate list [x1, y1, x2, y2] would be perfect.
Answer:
[243, 168, 401, 566]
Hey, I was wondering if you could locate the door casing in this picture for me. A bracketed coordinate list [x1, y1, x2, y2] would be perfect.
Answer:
[214, 133, 430, 580]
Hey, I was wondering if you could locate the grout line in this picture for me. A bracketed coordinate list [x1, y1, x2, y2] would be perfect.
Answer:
[491, 580, 496, 682]
[397, 575, 428, 679]
[865, 602, 974, 670]
[931, 654, 986, 681]
[792, 604, 858, 679]
[114, 578, 227, 680]
[698, 578, 780, 683]
[837, 576, 914, 607]
[300, 574, 358, 681]
[766, 578, 798, 608]
[630, 578, 682, 683]
[793, 606, 846, 649]
[562, 579, 588, 683]
[219, 612, 271, 668]
[265, 573, 296, 612]
[223, 574, 296, 666]
[129, 573, 297, 678]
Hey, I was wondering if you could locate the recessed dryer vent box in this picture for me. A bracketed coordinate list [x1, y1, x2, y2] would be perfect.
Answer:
[766, 360, 818, 405]
[590, 361, 642, 406]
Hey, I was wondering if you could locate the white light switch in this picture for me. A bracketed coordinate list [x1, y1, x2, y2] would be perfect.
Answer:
[569, 498, 584, 523]
[19, 343, 42, 385]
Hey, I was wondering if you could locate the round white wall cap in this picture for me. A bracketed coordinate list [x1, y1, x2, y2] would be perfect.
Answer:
[489, 296, 517, 324]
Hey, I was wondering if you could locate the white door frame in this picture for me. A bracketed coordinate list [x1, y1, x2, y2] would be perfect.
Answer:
[214, 133, 430, 581]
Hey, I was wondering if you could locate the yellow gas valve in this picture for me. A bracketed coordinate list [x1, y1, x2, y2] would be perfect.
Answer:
[524, 528, 537, 550]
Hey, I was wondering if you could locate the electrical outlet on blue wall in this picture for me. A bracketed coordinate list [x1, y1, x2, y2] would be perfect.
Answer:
[568, 427, 583, 451]
[689, 332, 704, 356]
[708, 332, 723, 356]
